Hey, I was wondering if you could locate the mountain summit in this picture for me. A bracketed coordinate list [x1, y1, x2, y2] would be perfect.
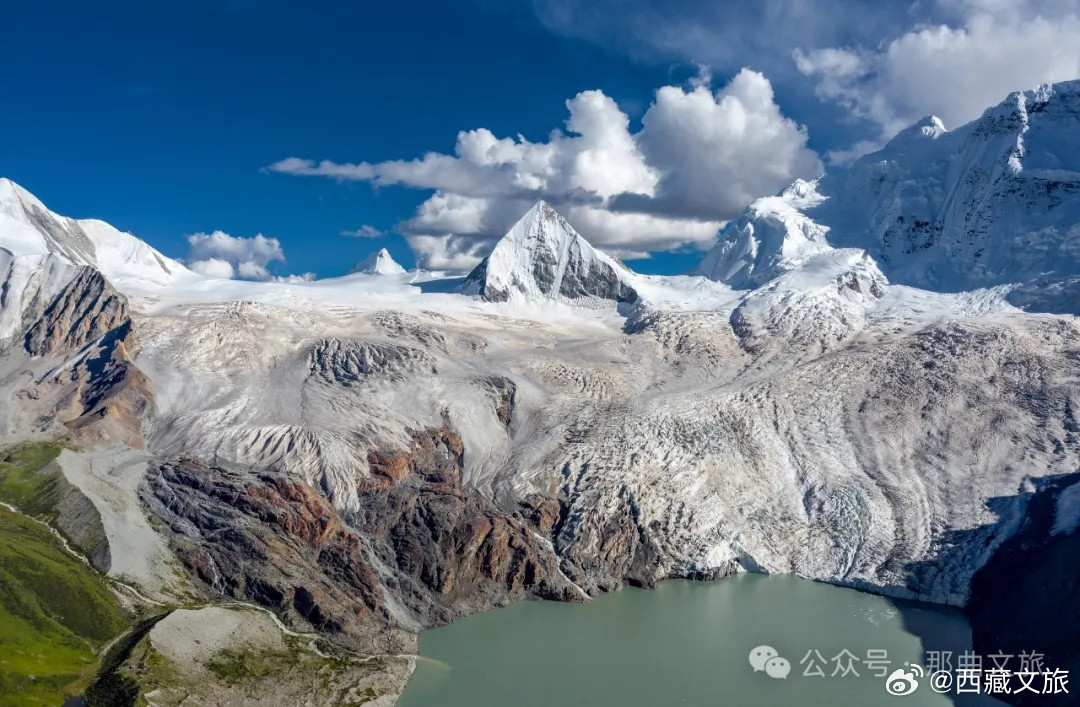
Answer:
[460, 201, 638, 304]
[0, 177, 189, 291]
[349, 248, 406, 275]
[695, 80, 1080, 312]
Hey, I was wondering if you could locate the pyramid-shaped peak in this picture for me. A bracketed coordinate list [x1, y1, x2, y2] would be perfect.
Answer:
[524, 199, 554, 215]
[504, 200, 566, 238]
[349, 247, 406, 275]
[460, 201, 637, 304]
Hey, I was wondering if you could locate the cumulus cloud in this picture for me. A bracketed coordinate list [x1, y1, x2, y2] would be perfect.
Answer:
[795, 0, 1080, 161]
[188, 257, 235, 279]
[270, 89, 658, 201]
[530, 0, 1080, 165]
[627, 69, 822, 219]
[269, 70, 819, 269]
[342, 225, 383, 238]
[186, 230, 289, 281]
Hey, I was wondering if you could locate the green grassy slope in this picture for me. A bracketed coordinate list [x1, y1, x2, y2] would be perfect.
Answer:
[0, 443, 129, 706]
[0, 442, 63, 513]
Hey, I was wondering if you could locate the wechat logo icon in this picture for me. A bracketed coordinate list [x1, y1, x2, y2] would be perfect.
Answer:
[749, 646, 791, 679]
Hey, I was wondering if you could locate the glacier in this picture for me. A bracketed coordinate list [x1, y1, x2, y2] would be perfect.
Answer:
[1, 80, 1079, 707]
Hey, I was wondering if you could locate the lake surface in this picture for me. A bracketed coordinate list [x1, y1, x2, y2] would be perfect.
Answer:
[399, 573, 1004, 707]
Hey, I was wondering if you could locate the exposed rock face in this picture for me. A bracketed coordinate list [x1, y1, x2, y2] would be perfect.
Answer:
[11, 267, 153, 448]
[61, 321, 154, 448]
[145, 457, 390, 644]
[461, 201, 638, 305]
[307, 338, 436, 384]
[350, 427, 577, 621]
[23, 267, 128, 356]
[479, 375, 517, 426]
[145, 426, 578, 648]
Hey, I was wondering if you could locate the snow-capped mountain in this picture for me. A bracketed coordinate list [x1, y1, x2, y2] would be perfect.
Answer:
[0, 177, 191, 290]
[460, 200, 638, 304]
[0, 178, 196, 343]
[1, 80, 1079, 707]
[697, 80, 1080, 313]
[349, 247, 407, 275]
[693, 179, 833, 289]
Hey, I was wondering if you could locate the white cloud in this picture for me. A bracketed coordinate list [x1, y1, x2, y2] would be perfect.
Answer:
[405, 234, 487, 272]
[185, 230, 292, 281]
[271, 272, 317, 283]
[189, 257, 235, 279]
[342, 225, 383, 238]
[236, 261, 270, 280]
[563, 205, 723, 258]
[270, 70, 818, 269]
[631, 68, 822, 218]
[269, 89, 657, 201]
[795, 1, 1080, 155]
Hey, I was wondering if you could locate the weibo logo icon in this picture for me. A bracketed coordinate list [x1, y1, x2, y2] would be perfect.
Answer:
[885, 664, 923, 696]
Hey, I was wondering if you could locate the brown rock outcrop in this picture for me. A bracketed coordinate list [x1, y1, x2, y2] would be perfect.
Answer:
[145, 426, 578, 648]
[62, 320, 154, 449]
[15, 266, 153, 449]
[351, 426, 576, 622]
[23, 267, 129, 356]
[145, 458, 387, 643]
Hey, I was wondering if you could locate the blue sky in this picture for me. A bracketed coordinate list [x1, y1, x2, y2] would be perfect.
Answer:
[4, 0, 1079, 279]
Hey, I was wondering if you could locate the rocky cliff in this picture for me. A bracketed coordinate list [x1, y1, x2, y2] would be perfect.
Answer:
[144, 426, 580, 652]
[11, 266, 152, 449]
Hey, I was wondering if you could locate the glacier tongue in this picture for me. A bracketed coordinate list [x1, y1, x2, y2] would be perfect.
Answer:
[460, 200, 638, 305]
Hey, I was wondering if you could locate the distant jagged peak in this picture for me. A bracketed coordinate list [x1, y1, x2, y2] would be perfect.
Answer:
[349, 247, 407, 275]
[460, 200, 638, 305]
[694, 78, 1080, 313]
[692, 180, 833, 289]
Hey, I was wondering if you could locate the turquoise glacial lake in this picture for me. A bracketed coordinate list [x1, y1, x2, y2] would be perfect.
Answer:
[399, 573, 1005, 707]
